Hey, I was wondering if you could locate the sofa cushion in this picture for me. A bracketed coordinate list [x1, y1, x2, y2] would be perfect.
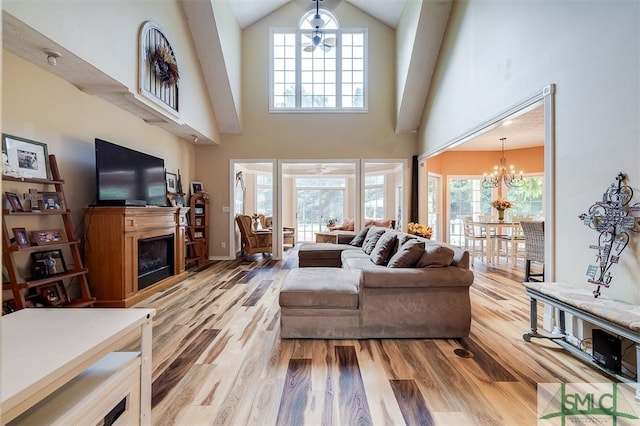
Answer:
[395, 233, 417, 252]
[416, 244, 455, 268]
[349, 227, 370, 247]
[387, 239, 425, 268]
[298, 243, 358, 267]
[362, 227, 387, 255]
[369, 232, 397, 265]
[279, 268, 360, 309]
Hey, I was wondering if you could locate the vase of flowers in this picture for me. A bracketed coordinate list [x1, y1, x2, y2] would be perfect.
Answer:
[490, 198, 513, 222]
[407, 222, 433, 239]
[251, 213, 260, 231]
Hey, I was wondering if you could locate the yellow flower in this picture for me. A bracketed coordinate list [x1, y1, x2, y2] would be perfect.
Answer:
[490, 198, 513, 210]
[407, 222, 433, 238]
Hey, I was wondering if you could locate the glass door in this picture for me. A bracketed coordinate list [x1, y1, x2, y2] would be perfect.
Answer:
[296, 183, 345, 242]
[448, 177, 494, 246]
[427, 173, 442, 241]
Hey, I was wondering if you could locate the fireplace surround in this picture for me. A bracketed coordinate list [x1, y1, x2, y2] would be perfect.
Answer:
[84, 206, 189, 307]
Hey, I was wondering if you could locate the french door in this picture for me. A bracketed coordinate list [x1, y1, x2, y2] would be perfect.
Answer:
[296, 188, 344, 242]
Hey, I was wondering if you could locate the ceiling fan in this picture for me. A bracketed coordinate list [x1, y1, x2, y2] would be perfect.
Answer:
[303, 0, 336, 53]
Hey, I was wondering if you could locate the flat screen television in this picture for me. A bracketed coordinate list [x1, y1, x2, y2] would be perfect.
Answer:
[94, 138, 166, 206]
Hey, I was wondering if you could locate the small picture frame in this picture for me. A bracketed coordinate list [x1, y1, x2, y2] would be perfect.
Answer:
[5, 192, 24, 212]
[31, 249, 67, 279]
[2, 300, 17, 315]
[38, 281, 67, 306]
[191, 181, 203, 194]
[166, 171, 178, 194]
[31, 229, 67, 246]
[194, 207, 204, 215]
[194, 231, 204, 239]
[195, 218, 203, 226]
[38, 192, 64, 211]
[12, 227, 30, 247]
[2, 134, 50, 180]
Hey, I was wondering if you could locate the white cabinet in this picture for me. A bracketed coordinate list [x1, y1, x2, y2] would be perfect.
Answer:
[1, 308, 155, 425]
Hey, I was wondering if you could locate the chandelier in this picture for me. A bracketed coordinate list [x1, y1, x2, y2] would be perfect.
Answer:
[482, 137, 526, 188]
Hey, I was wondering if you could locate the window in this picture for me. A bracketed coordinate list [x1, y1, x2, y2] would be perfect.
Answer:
[364, 174, 384, 219]
[256, 173, 273, 215]
[448, 177, 494, 245]
[295, 177, 346, 242]
[505, 175, 544, 217]
[271, 9, 366, 111]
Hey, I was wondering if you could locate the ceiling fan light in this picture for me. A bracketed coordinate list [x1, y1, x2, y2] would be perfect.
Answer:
[312, 34, 322, 46]
[310, 16, 324, 29]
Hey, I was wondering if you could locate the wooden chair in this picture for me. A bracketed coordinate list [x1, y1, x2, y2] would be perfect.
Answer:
[495, 217, 531, 264]
[521, 221, 545, 281]
[259, 214, 296, 247]
[236, 215, 272, 257]
[463, 216, 488, 265]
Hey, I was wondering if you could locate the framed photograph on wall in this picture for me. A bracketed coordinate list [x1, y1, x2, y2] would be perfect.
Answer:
[191, 181, 203, 194]
[5, 192, 24, 212]
[38, 192, 64, 211]
[166, 171, 178, 194]
[31, 229, 67, 246]
[2, 134, 50, 180]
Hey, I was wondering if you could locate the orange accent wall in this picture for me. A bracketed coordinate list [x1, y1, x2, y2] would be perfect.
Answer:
[425, 146, 544, 242]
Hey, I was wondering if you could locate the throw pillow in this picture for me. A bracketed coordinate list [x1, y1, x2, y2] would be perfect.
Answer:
[349, 227, 370, 247]
[387, 239, 425, 268]
[361, 227, 387, 255]
[396, 233, 417, 250]
[369, 232, 398, 265]
[416, 244, 455, 268]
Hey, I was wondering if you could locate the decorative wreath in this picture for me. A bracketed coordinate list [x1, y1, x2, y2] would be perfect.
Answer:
[148, 44, 180, 87]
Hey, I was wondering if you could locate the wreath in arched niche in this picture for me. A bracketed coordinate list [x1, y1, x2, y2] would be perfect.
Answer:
[139, 21, 180, 115]
[148, 44, 179, 87]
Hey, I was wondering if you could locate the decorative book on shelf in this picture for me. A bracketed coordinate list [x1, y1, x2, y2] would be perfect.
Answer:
[2, 154, 95, 313]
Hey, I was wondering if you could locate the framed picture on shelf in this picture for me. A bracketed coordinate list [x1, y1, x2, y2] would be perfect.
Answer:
[38, 192, 64, 211]
[31, 249, 67, 279]
[31, 229, 67, 246]
[12, 227, 30, 247]
[5, 191, 24, 212]
[166, 171, 178, 194]
[191, 181, 203, 194]
[2, 300, 17, 315]
[195, 218, 203, 226]
[2, 134, 50, 180]
[194, 231, 204, 239]
[194, 207, 204, 215]
[38, 281, 67, 306]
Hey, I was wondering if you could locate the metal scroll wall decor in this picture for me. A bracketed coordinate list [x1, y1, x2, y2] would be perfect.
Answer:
[579, 172, 640, 298]
[139, 21, 180, 116]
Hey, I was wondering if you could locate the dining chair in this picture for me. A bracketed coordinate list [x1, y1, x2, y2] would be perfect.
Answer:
[520, 221, 545, 281]
[463, 216, 489, 265]
[495, 217, 531, 264]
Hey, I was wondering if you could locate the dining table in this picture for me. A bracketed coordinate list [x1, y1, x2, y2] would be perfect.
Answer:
[473, 220, 521, 265]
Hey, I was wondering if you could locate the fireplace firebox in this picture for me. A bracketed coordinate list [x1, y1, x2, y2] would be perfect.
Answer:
[138, 234, 174, 290]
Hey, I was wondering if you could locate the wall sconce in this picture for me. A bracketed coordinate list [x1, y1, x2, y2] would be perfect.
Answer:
[192, 135, 198, 144]
[43, 49, 61, 66]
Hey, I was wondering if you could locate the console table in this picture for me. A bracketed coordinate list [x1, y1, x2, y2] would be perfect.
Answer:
[1, 308, 155, 425]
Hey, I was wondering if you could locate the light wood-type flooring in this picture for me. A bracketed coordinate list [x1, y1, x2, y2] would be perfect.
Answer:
[128, 247, 610, 425]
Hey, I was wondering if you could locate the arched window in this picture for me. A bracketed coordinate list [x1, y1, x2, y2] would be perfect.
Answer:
[271, 7, 367, 111]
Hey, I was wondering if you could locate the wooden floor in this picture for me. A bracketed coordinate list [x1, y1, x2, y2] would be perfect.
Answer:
[128, 247, 610, 425]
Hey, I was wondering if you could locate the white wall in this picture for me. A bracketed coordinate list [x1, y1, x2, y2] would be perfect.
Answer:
[419, 0, 640, 302]
[3, 0, 220, 142]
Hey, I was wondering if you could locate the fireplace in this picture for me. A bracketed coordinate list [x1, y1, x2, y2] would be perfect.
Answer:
[138, 234, 174, 290]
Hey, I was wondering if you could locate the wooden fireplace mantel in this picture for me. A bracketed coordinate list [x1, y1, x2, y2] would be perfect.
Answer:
[84, 206, 190, 307]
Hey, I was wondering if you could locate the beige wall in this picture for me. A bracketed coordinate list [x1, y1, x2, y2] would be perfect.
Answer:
[418, 0, 640, 302]
[2, 52, 196, 299]
[196, 2, 418, 257]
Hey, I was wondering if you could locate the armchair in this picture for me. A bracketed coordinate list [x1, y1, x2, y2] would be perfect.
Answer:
[259, 214, 296, 247]
[236, 215, 272, 257]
